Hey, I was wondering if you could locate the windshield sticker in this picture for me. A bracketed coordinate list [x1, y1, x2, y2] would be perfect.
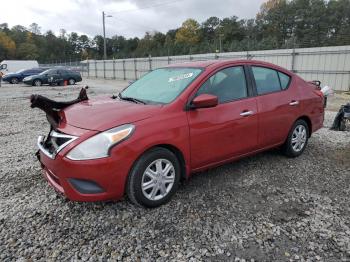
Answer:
[168, 72, 194, 83]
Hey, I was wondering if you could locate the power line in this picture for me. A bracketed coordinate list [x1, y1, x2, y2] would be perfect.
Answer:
[111, 17, 159, 32]
[111, 0, 184, 14]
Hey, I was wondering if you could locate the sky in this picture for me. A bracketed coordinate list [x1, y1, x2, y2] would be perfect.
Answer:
[2, 0, 266, 38]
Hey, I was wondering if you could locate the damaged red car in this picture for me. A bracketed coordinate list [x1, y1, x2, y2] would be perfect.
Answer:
[32, 60, 324, 207]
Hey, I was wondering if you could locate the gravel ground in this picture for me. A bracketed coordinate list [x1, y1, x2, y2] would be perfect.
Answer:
[0, 80, 349, 261]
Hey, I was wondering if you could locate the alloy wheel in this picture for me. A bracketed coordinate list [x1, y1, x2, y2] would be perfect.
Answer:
[291, 124, 307, 152]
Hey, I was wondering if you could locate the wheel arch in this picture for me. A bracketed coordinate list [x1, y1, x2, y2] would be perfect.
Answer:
[156, 144, 187, 181]
[296, 115, 312, 137]
[132, 144, 188, 182]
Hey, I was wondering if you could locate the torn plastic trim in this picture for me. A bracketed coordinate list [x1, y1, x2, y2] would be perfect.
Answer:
[37, 131, 78, 159]
[30, 86, 89, 129]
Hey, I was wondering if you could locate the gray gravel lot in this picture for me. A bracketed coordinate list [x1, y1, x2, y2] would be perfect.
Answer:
[0, 80, 349, 261]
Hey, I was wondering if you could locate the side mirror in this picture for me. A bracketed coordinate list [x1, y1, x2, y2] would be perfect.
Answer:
[191, 94, 218, 109]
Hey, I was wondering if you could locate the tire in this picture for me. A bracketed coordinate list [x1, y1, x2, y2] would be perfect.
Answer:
[33, 79, 42, 86]
[339, 119, 346, 131]
[126, 147, 181, 208]
[10, 77, 19, 84]
[68, 78, 75, 85]
[282, 119, 309, 158]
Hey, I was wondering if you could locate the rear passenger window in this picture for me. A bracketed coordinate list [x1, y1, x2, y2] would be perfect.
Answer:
[252, 67, 281, 95]
[278, 71, 291, 90]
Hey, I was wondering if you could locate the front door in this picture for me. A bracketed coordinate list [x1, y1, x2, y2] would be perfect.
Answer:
[187, 66, 259, 169]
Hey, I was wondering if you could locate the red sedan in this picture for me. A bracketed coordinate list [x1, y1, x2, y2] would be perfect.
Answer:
[35, 60, 324, 207]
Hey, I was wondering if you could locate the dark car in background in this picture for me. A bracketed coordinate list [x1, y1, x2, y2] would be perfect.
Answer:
[2, 68, 49, 84]
[23, 68, 82, 86]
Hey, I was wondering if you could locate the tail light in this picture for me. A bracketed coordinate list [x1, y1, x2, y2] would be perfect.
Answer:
[312, 89, 327, 108]
[313, 89, 324, 98]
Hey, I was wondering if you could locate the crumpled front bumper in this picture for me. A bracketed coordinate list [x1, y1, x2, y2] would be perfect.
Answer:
[37, 148, 129, 202]
[36, 125, 134, 202]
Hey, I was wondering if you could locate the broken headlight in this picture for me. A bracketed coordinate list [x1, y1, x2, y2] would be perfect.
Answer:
[66, 124, 135, 160]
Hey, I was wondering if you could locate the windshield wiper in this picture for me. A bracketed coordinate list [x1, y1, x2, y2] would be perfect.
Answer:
[116, 93, 146, 104]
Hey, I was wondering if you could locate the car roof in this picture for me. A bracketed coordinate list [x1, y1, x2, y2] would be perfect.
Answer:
[166, 59, 289, 72]
[166, 60, 219, 68]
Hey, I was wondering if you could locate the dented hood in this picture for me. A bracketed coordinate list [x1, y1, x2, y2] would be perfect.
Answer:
[60, 96, 161, 131]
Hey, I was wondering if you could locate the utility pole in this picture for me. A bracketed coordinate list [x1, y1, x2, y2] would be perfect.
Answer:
[102, 11, 107, 60]
[102, 11, 112, 60]
[218, 18, 223, 53]
[219, 34, 223, 53]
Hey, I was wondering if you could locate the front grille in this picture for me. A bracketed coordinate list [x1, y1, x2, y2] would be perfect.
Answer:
[39, 130, 77, 159]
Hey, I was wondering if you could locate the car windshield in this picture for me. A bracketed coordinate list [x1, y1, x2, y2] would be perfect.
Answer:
[120, 67, 202, 104]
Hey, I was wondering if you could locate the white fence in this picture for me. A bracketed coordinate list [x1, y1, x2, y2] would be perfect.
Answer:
[73, 45, 350, 91]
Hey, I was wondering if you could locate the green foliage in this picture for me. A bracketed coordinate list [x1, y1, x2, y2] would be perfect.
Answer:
[0, 0, 349, 62]
[175, 19, 201, 45]
[0, 31, 16, 58]
[17, 43, 39, 59]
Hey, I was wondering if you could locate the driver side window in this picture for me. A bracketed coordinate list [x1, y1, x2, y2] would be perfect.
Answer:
[196, 66, 248, 103]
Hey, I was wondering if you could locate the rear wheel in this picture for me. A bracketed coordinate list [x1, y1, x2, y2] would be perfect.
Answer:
[126, 147, 180, 207]
[68, 78, 76, 85]
[10, 77, 19, 84]
[282, 119, 309, 157]
[33, 79, 42, 86]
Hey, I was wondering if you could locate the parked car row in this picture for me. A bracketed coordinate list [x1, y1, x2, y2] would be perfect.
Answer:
[23, 68, 82, 86]
[2, 68, 49, 84]
[0, 61, 82, 86]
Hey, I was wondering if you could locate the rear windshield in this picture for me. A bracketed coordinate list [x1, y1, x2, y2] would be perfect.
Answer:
[121, 67, 203, 104]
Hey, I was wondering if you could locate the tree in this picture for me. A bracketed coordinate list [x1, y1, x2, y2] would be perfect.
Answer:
[59, 29, 67, 39]
[0, 32, 16, 58]
[17, 43, 39, 59]
[29, 23, 41, 35]
[202, 16, 220, 42]
[175, 19, 201, 45]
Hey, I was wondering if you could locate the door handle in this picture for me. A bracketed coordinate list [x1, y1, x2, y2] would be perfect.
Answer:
[289, 100, 299, 106]
[240, 110, 254, 117]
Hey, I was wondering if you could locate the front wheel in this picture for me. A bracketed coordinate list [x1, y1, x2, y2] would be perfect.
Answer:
[33, 79, 42, 86]
[282, 119, 309, 158]
[126, 147, 180, 208]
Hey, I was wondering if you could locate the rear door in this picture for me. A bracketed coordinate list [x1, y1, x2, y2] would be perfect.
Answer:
[48, 70, 63, 83]
[249, 65, 301, 148]
[187, 65, 259, 169]
[60, 70, 70, 80]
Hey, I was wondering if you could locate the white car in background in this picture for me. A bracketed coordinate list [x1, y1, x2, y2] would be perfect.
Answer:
[0, 60, 39, 75]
